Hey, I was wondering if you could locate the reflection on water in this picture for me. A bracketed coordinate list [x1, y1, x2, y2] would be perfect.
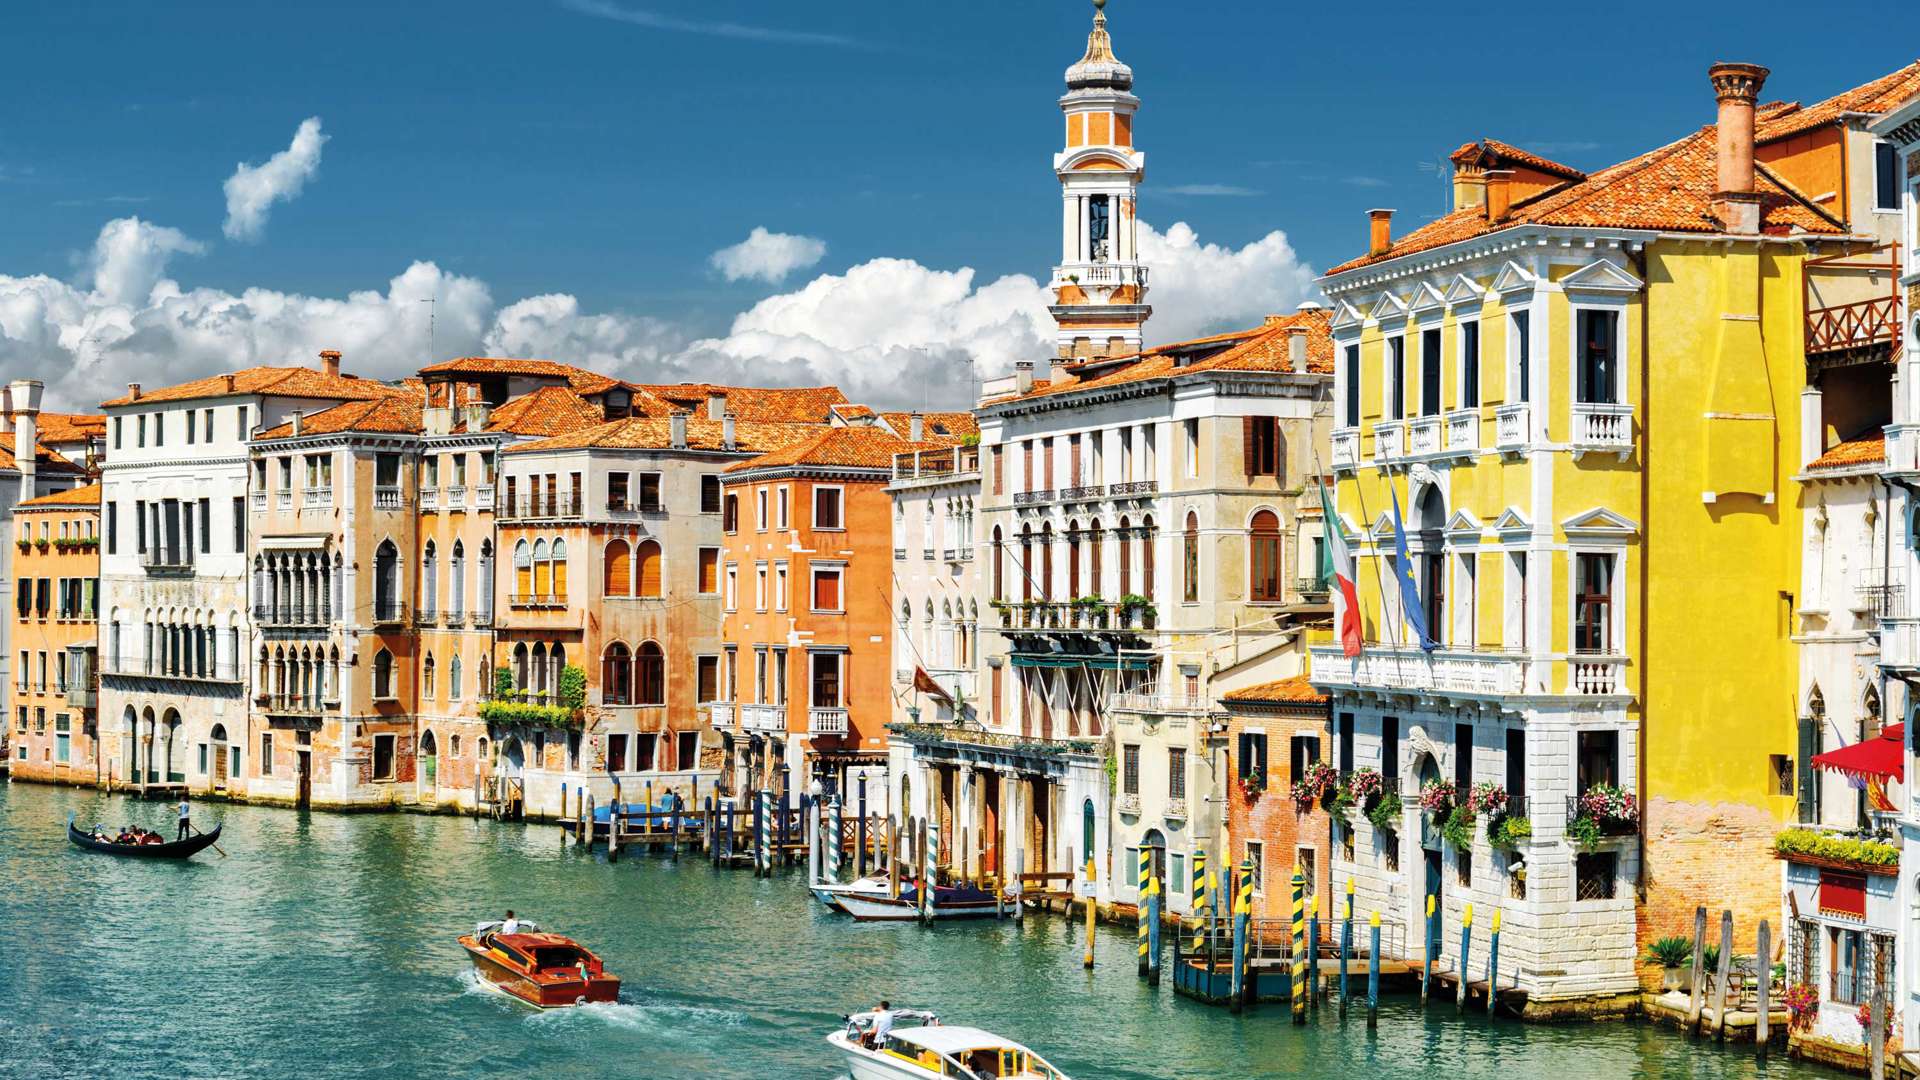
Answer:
[0, 783, 1849, 1080]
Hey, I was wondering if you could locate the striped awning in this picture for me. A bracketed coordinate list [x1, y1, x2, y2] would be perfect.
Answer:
[1008, 652, 1155, 671]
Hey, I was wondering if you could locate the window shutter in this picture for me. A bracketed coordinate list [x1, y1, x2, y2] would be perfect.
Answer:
[637, 542, 662, 598]
[699, 549, 718, 593]
[1243, 416, 1257, 477]
[605, 541, 631, 597]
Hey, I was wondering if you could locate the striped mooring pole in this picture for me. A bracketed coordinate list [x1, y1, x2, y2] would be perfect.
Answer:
[1308, 892, 1322, 1011]
[1420, 893, 1436, 1005]
[1487, 908, 1502, 1015]
[1339, 878, 1353, 1015]
[1146, 872, 1162, 987]
[1188, 850, 1209, 951]
[1289, 864, 1307, 1024]
[1456, 903, 1474, 1012]
[1230, 859, 1253, 1013]
[1367, 911, 1381, 1030]
[830, 796, 844, 884]
[1137, 848, 1153, 978]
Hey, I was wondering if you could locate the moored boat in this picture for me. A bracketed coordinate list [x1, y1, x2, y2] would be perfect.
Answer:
[66, 816, 222, 860]
[828, 1010, 1072, 1079]
[457, 921, 620, 1009]
[811, 874, 893, 911]
[834, 882, 1004, 922]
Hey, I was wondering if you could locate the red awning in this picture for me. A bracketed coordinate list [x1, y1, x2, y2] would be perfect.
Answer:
[1812, 722, 1905, 783]
[1818, 870, 1868, 920]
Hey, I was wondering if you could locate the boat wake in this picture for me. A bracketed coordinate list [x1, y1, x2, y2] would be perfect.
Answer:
[526, 997, 750, 1034]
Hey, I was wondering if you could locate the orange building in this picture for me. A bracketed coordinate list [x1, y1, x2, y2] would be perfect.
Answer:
[1220, 675, 1333, 921]
[9, 483, 101, 784]
[718, 426, 948, 797]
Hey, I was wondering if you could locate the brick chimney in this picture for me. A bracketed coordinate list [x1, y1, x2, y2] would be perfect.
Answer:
[9, 380, 41, 500]
[1485, 169, 1515, 224]
[707, 390, 728, 420]
[1284, 326, 1309, 368]
[319, 349, 342, 378]
[1014, 361, 1035, 394]
[221, 373, 237, 393]
[722, 411, 737, 451]
[1452, 155, 1488, 211]
[1709, 61, 1770, 235]
[909, 412, 924, 442]
[670, 409, 688, 449]
[1367, 209, 1395, 257]
[127, 382, 142, 401]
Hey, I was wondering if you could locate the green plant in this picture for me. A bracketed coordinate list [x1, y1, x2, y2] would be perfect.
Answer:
[1441, 804, 1477, 849]
[557, 664, 587, 713]
[1644, 935, 1693, 969]
[1568, 814, 1602, 850]
[477, 699, 576, 728]
[493, 665, 515, 701]
[1773, 827, 1901, 868]
[1490, 816, 1531, 849]
[1366, 790, 1402, 833]
[1103, 751, 1117, 794]
[960, 433, 981, 448]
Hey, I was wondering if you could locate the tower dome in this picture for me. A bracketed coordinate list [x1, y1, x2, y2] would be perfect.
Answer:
[1065, 0, 1133, 91]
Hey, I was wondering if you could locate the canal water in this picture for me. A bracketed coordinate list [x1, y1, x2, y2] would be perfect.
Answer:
[0, 782, 1846, 1080]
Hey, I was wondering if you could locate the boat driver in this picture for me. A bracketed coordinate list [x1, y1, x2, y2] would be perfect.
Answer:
[866, 1001, 894, 1049]
[501, 910, 521, 936]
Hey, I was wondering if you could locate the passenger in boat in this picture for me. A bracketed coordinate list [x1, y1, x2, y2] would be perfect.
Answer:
[500, 910, 521, 936]
[864, 1001, 894, 1049]
[141, 831, 163, 845]
[115, 828, 136, 844]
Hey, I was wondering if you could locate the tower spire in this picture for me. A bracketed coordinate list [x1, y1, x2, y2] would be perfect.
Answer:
[1050, 0, 1148, 361]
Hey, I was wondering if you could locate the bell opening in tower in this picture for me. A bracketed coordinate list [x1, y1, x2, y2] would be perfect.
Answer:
[1088, 195, 1111, 262]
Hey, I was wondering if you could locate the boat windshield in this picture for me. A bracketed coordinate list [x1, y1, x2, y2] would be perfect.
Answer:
[532, 947, 588, 970]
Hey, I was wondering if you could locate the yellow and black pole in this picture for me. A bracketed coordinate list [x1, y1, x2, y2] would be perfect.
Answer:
[1230, 857, 1254, 1013]
[1338, 878, 1354, 1015]
[1456, 902, 1474, 1012]
[1137, 848, 1152, 978]
[1189, 850, 1208, 952]
[1420, 893, 1436, 1005]
[1083, 853, 1097, 970]
[1308, 891, 1322, 1011]
[1290, 864, 1307, 1024]
[1487, 908, 1502, 1015]
[1146, 871, 1162, 986]
[1366, 911, 1381, 1030]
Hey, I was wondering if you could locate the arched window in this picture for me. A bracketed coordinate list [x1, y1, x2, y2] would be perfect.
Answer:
[478, 541, 494, 618]
[373, 648, 394, 699]
[1040, 523, 1054, 602]
[1088, 519, 1103, 598]
[636, 642, 665, 705]
[531, 642, 549, 695]
[512, 642, 529, 690]
[1249, 510, 1281, 602]
[422, 541, 438, 615]
[450, 541, 465, 616]
[991, 526, 1004, 602]
[423, 653, 436, 699]
[552, 539, 569, 599]
[1117, 516, 1133, 597]
[635, 539, 662, 598]
[532, 539, 551, 597]
[450, 654, 464, 700]
[1067, 521, 1082, 599]
[604, 539, 632, 597]
[1019, 525, 1034, 602]
[1140, 515, 1156, 602]
[551, 644, 567, 695]
[374, 541, 400, 617]
[602, 642, 632, 705]
[1183, 511, 1201, 604]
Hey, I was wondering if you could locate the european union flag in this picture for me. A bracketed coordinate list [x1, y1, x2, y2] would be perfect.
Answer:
[1390, 481, 1436, 652]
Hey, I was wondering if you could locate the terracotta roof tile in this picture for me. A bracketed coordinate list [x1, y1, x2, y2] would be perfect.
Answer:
[1450, 139, 1586, 180]
[101, 366, 409, 408]
[18, 482, 101, 509]
[878, 411, 979, 439]
[628, 384, 849, 424]
[1808, 430, 1886, 471]
[0, 442, 85, 476]
[481, 386, 607, 438]
[416, 357, 623, 396]
[506, 416, 823, 455]
[1756, 61, 1920, 143]
[987, 308, 1334, 406]
[1327, 126, 1844, 275]
[34, 413, 106, 444]
[725, 426, 950, 473]
[1221, 674, 1327, 705]
[256, 397, 426, 440]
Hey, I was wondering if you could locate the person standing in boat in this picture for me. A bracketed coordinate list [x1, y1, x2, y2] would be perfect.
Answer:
[868, 1001, 894, 1049]
[176, 795, 192, 841]
[500, 910, 521, 935]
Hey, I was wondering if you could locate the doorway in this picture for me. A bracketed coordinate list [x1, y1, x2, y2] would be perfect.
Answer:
[296, 749, 311, 809]
[420, 730, 438, 794]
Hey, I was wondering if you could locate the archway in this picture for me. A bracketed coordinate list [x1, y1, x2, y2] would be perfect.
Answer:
[1141, 826, 1168, 894]
[120, 705, 136, 786]
[162, 708, 184, 784]
[503, 737, 525, 778]
[210, 723, 230, 790]
[420, 730, 439, 792]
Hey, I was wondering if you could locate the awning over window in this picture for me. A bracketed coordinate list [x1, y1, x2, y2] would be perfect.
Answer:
[1812, 722, 1905, 784]
[1818, 870, 1868, 920]
[1008, 653, 1155, 671]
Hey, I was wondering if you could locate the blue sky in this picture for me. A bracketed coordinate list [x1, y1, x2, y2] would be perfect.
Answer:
[1, 0, 1914, 408]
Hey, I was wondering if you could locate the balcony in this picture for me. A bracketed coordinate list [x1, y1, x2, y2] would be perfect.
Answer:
[1372, 420, 1404, 462]
[1331, 428, 1359, 469]
[472, 608, 494, 628]
[508, 593, 566, 609]
[894, 547, 907, 561]
[276, 491, 293, 511]
[475, 484, 496, 511]
[1111, 690, 1212, 716]
[741, 703, 787, 733]
[808, 707, 850, 736]
[1444, 410, 1480, 455]
[140, 549, 194, 575]
[262, 697, 327, 720]
[413, 607, 437, 627]
[419, 487, 439, 512]
[1165, 798, 1189, 821]
[1804, 244, 1901, 366]
[1494, 403, 1531, 451]
[371, 600, 406, 626]
[708, 702, 738, 730]
[922, 547, 936, 560]
[1855, 573, 1904, 620]
[253, 605, 328, 629]
[302, 488, 332, 509]
[1116, 792, 1142, 816]
[1295, 575, 1330, 603]
[1883, 616, 1920, 674]
[374, 485, 404, 510]
[1053, 261, 1149, 290]
[445, 485, 466, 509]
[1110, 480, 1157, 498]
[890, 446, 980, 483]
[1566, 795, 1640, 840]
[1406, 415, 1442, 457]
[499, 493, 583, 520]
[1568, 654, 1627, 695]
[1059, 484, 1105, 502]
[1888, 425, 1920, 478]
[1570, 402, 1633, 459]
[250, 491, 267, 512]
[1310, 643, 1528, 699]
[1013, 490, 1053, 507]
[102, 659, 241, 684]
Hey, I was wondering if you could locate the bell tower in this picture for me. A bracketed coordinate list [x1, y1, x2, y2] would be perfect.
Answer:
[1051, 0, 1149, 361]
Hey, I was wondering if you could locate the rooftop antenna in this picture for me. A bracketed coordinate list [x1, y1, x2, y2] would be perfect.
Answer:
[419, 296, 437, 361]
[1415, 152, 1453, 217]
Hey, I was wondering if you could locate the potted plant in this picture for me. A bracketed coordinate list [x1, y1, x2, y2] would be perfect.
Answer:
[1345, 767, 1387, 817]
[1570, 784, 1640, 849]
[1782, 983, 1818, 1032]
[1292, 761, 1339, 813]
[1644, 935, 1693, 992]
[15, 538, 29, 553]
[1237, 764, 1267, 802]
[1118, 593, 1156, 630]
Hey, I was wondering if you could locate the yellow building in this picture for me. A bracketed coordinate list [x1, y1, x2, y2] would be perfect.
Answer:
[1311, 61, 1880, 1012]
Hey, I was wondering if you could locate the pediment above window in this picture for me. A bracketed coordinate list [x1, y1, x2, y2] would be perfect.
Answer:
[1491, 261, 1537, 298]
[1560, 506, 1640, 539]
[1442, 273, 1489, 308]
[1560, 258, 1644, 296]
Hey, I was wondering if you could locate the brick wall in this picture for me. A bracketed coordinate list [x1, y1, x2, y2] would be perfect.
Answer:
[1637, 796, 1781, 981]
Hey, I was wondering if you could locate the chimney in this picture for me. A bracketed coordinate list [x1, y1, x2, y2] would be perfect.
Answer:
[319, 349, 342, 378]
[1485, 169, 1515, 223]
[1452, 157, 1488, 212]
[291, 410, 304, 436]
[1367, 209, 1394, 257]
[9, 380, 41, 500]
[1709, 61, 1769, 235]
[127, 382, 143, 402]
[670, 410, 689, 449]
[909, 412, 924, 442]
[222, 373, 237, 393]
[1015, 361, 1035, 394]
[707, 390, 728, 420]
[722, 411, 737, 451]
[461, 401, 493, 432]
[1050, 360, 1073, 385]
[1284, 326, 1309, 368]
[423, 405, 453, 437]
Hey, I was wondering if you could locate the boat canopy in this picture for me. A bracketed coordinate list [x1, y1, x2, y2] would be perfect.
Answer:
[895, 1026, 1031, 1056]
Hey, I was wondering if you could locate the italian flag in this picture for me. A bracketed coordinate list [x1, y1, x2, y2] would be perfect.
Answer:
[1318, 478, 1363, 657]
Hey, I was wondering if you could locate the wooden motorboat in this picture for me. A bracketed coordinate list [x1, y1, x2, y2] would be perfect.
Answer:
[457, 922, 620, 1009]
[67, 816, 222, 860]
[835, 882, 1004, 922]
[829, 1011, 1072, 1080]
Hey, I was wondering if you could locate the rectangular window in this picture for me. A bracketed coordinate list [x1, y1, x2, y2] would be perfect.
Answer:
[722, 493, 738, 533]
[607, 733, 629, 774]
[54, 714, 70, 764]
[1505, 728, 1526, 803]
[1246, 841, 1266, 896]
[1577, 729, 1620, 792]
[677, 731, 698, 770]
[185, 410, 195, 444]
[774, 562, 789, 610]
[637, 473, 662, 512]
[199, 497, 211, 554]
[106, 503, 118, 554]
[700, 475, 722, 514]
[1343, 344, 1361, 427]
[696, 655, 719, 702]
[1238, 731, 1268, 790]
[1389, 336, 1406, 419]
[756, 487, 768, 530]
[755, 563, 768, 611]
[236, 405, 249, 439]
[809, 651, 841, 709]
[811, 566, 843, 611]
[135, 500, 145, 553]
[723, 563, 738, 610]
[1339, 713, 1354, 776]
[1512, 309, 1531, 403]
[1123, 744, 1140, 795]
[990, 445, 1004, 496]
[1245, 416, 1280, 477]
[1576, 309, 1617, 404]
[1420, 327, 1442, 416]
[1382, 714, 1400, 787]
[137, 414, 146, 448]
[1022, 439, 1034, 493]
[1169, 747, 1187, 800]
[372, 734, 396, 780]
[1184, 418, 1199, 478]
[813, 487, 844, 530]
[1460, 321, 1480, 408]
[1576, 852, 1617, 901]
[776, 487, 789, 530]
[1290, 734, 1320, 786]
[608, 472, 630, 511]
[698, 548, 720, 594]
[114, 417, 123, 449]
[232, 497, 244, 552]
[261, 733, 274, 777]
[1575, 552, 1615, 654]
[1454, 722, 1474, 791]
[1876, 141, 1899, 211]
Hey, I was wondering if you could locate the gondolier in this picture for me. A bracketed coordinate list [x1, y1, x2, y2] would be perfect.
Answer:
[177, 795, 192, 841]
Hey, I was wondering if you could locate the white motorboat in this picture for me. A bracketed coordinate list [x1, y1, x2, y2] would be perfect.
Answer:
[828, 1011, 1071, 1080]
[832, 881, 1005, 922]
[810, 874, 892, 910]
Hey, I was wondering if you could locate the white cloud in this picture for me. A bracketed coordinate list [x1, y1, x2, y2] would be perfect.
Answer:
[708, 227, 828, 284]
[1163, 184, 1264, 197]
[0, 214, 1315, 414]
[558, 0, 866, 48]
[222, 117, 328, 242]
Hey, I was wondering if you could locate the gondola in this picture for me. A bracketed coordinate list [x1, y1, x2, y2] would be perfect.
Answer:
[66, 815, 222, 859]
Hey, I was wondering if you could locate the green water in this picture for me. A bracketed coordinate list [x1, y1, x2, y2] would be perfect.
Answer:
[0, 781, 1847, 1079]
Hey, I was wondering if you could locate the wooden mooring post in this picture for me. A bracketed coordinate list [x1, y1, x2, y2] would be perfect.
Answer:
[856, 776, 869, 878]
[1711, 909, 1733, 1041]
[1754, 919, 1771, 1054]
[1686, 905, 1707, 1032]
[1486, 909, 1502, 1015]
[1146, 871, 1162, 987]
[1308, 893, 1321, 1010]
[1420, 893, 1435, 1006]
